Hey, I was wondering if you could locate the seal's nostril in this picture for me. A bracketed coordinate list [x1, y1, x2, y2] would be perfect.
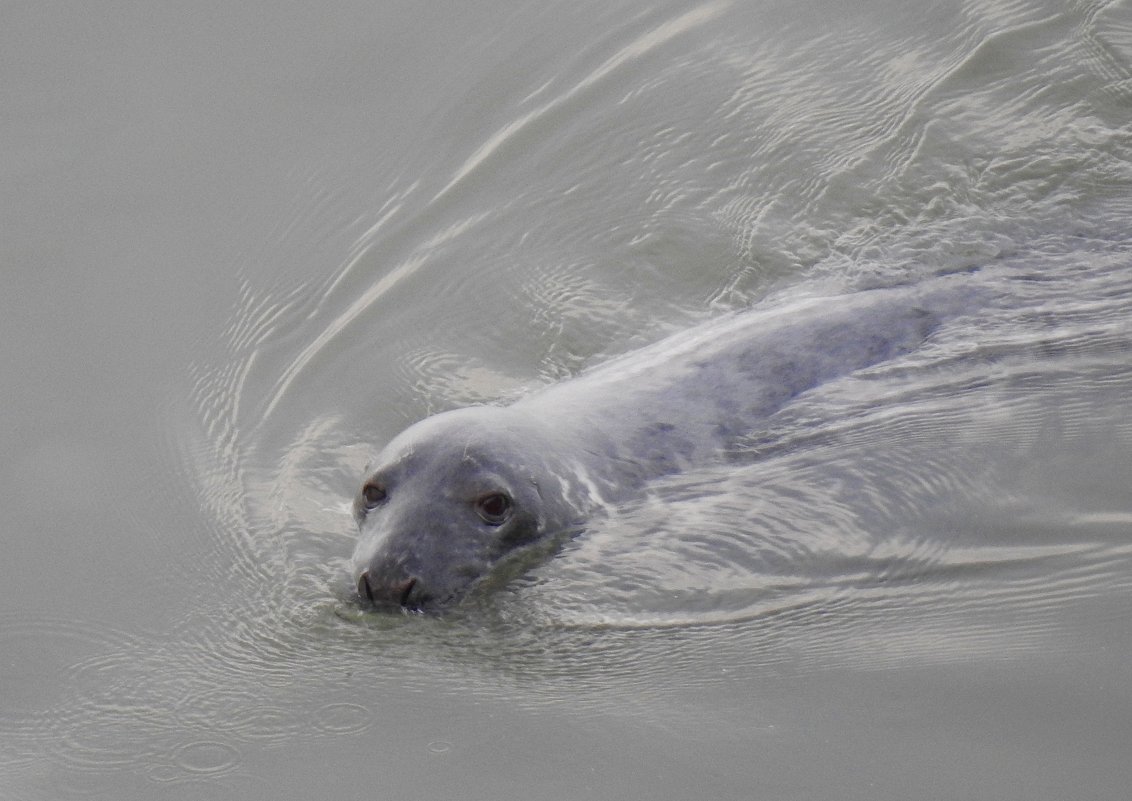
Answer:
[396, 577, 417, 607]
[358, 570, 375, 604]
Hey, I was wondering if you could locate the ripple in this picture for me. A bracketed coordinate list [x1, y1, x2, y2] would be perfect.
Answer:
[0, 614, 140, 748]
[146, 763, 186, 783]
[310, 702, 372, 735]
[176, 687, 300, 744]
[394, 346, 524, 410]
[57, 717, 158, 773]
[172, 740, 241, 776]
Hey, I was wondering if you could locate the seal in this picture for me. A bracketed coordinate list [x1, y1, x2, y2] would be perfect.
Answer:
[352, 278, 974, 610]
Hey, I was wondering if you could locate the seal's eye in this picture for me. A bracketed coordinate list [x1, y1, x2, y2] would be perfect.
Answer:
[362, 482, 386, 510]
[476, 492, 512, 525]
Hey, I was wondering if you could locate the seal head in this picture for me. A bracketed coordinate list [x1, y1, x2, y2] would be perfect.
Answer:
[351, 405, 583, 610]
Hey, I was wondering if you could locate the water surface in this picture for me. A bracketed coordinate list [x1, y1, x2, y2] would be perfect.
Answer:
[3, 0, 1131, 798]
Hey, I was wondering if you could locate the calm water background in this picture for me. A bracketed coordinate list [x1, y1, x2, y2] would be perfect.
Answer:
[3, 0, 1132, 798]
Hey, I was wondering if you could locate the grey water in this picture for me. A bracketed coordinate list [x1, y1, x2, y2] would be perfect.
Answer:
[2, 0, 1131, 798]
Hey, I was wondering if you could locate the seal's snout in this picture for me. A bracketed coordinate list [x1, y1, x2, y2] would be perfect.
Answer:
[357, 570, 420, 610]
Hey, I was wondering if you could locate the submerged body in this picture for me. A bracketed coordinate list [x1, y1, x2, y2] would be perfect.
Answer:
[352, 277, 976, 610]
